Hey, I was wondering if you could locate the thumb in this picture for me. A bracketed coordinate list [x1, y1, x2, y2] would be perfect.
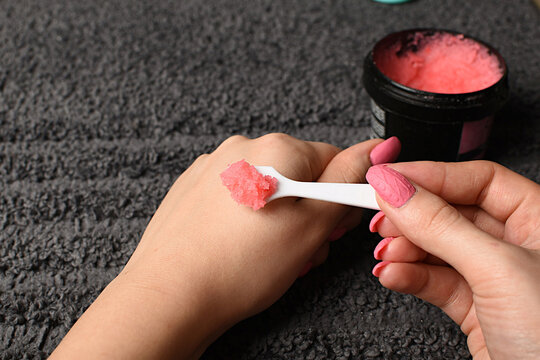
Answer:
[366, 164, 510, 280]
[298, 139, 386, 236]
[299, 138, 383, 214]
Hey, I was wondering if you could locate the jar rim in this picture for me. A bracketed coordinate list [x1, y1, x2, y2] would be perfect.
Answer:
[369, 28, 508, 98]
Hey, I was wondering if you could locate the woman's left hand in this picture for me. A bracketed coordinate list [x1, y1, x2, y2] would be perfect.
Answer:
[50, 134, 398, 359]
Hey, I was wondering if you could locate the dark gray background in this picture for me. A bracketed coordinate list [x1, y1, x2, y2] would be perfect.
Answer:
[1, 0, 538, 358]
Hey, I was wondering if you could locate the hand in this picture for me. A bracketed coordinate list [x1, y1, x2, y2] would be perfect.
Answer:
[50, 134, 399, 359]
[366, 161, 540, 360]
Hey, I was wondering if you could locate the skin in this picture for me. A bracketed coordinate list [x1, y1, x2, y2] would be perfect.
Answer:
[49, 134, 383, 359]
[371, 161, 540, 360]
[49, 135, 540, 359]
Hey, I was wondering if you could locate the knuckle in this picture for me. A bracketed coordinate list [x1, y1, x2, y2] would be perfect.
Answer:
[421, 202, 462, 237]
[185, 153, 210, 174]
[473, 159, 497, 169]
[258, 132, 294, 146]
[222, 135, 247, 146]
[410, 267, 431, 295]
[195, 153, 209, 163]
[438, 276, 465, 311]
[472, 160, 497, 204]
[336, 151, 367, 183]
[258, 133, 306, 160]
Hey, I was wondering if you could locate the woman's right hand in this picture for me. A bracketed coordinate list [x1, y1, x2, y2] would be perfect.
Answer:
[366, 161, 540, 360]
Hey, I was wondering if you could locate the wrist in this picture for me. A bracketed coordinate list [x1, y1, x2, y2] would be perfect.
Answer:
[51, 265, 233, 359]
[112, 266, 234, 358]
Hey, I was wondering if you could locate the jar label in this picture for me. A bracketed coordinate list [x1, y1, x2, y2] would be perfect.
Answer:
[458, 116, 493, 160]
[368, 99, 493, 161]
[370, 99, 386, 138]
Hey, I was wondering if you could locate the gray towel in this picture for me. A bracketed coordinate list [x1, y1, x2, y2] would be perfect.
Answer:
[1, 0, 538, 358]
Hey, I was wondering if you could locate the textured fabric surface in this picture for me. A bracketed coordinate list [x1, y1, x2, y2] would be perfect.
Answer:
[1, 0, 539, 358]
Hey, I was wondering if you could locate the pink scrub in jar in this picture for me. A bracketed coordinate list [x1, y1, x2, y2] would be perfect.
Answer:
[363, 29, 509, 161]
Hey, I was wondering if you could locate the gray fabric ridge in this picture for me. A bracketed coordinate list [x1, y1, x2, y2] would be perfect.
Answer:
[1, 0, 539, 359]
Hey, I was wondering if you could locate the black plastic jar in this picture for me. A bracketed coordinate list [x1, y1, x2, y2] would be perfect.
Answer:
[363, 29, 509, 162]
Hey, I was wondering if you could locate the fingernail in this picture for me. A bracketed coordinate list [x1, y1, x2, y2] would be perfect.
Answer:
[328, 227, 347, 242]
[372, 261, 391, 277]
[366, 165, 416, 208]
[298, 262, 313, 277]
[369, 211, 385, 233]
[370, 136, 401, 165]
[374, 237, 393, 260]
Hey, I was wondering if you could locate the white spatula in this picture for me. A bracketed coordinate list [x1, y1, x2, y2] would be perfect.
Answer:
[255, 166, 380, 210]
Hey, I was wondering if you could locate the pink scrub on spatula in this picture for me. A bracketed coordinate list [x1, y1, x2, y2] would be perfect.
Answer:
[220, 160, 278, 210]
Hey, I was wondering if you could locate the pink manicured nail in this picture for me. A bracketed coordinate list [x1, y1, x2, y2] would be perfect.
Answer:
[366, 165, 416, 208]
[298, 262, 313, 277]
[374, 237, 393, 260]
[369, 211, 385, 233]
[372, 261, 391, 277]
[328, 227, 347, 242]
[370, 136, 401, 165]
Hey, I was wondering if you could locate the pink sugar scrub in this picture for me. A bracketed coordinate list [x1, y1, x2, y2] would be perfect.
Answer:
[374, 32, 504, 94]
[220, 160, 278, 210]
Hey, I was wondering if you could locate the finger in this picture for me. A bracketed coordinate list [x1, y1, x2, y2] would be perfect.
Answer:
[301, 140, 342, 181]
[371, 214, 447, 265]
[366, 164, 513, 281]
[371, 207, 501, 266]
[369, 136, 401, 165]
[299, 139, 383, 217]
[374, 262, 474, 330]
[368, 211, 397, 236]
[371, 206, 506, 242]
[297, 139, 385, 246]
[454, 205, 505, 240]
[312, 137, 401, 241]
[298, 242, 331, 278]
[310, 242, 330, 267]
[373, 236, 425, 261]
[389, 161, 540, 246]
[298, 262, 313, 278]
[317, 138, 384, 183]
[373, 236, 446, 265]
[328, 207, 365, 241]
